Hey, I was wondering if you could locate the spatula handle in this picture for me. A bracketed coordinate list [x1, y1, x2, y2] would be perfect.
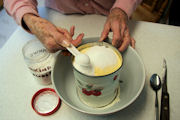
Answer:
[66, 44, 80, 56]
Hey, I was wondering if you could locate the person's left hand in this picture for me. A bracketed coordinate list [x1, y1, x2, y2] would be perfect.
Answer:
[99, 8, 135, 52]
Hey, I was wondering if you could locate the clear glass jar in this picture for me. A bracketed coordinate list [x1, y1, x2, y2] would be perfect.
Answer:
[22, 39, 55, 85]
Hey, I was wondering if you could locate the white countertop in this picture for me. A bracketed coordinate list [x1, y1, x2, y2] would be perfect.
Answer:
[0, 7, 180, 120]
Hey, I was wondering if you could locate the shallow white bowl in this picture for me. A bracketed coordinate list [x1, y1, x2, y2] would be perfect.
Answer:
[52, 37, 145, 115]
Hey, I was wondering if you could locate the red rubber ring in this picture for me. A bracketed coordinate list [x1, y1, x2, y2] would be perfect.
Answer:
[31, 88, 61, 116]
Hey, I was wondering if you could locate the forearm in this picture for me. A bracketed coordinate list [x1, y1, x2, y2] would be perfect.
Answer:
[23, 13, 58, 42]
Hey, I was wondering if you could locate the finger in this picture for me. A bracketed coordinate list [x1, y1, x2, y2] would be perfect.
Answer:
[57, 27, 65, 34]
[61, 50, 71, 56]
[57, 27, 72, 41]
[99, 22, 110, 42]
[111, 21, 121, 47]
[56, 27, 74, 47]
[53, 31, 71, 47]
[70, 26, 75, 37]
[120, 23, 126, 38]
[44, 37, 64, 53]
[118, 29, 130, 52]
[130, 38, 136, 49]
[71, 33, 84, 46]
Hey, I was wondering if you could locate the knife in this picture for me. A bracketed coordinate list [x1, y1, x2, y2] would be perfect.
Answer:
[160, 59, 170, 120]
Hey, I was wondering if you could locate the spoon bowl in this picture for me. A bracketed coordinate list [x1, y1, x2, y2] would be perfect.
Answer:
[66, 44, 91, 67]
[150, 74, 161, 91]
[75, 53, 90, 66]
[150, 74, 162, 120]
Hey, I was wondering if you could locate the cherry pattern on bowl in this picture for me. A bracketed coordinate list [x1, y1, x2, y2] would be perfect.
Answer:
[113, 75, 118, 81]
[92, 90, 102, 96]
[82, 88, 102, 96]
[77, 75, 120, 97]
[82, 88, 92, 96]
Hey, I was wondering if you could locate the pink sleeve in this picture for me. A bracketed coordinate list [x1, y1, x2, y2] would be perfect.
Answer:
[112, 0, 142, 17]
[4, 0, 39, 26]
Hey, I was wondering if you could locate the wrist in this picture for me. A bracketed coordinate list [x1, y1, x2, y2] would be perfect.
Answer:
[110, 7, 128, 20]
[22, 13, 39, 32]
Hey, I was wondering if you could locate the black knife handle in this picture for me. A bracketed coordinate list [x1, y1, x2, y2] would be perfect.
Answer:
[160, 92, 169, 120]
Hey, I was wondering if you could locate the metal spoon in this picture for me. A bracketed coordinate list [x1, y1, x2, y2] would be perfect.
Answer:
[150, 74, 162, 120]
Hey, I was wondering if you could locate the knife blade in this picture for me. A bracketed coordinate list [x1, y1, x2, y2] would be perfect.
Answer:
[160, 59, 170, 120]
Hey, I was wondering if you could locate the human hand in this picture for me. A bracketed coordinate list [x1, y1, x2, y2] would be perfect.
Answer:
[23, 13, 84, 53]
[99, 8, 135, 52]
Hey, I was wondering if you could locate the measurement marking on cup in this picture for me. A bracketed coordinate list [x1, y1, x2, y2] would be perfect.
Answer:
[30, 49, 47, 57]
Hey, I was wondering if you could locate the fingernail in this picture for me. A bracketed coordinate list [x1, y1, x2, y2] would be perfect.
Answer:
[100, 33, 106, 41]
[99, 38, 103, 42]
[99, 36, 104, 42]
[62, 40, 71, 47]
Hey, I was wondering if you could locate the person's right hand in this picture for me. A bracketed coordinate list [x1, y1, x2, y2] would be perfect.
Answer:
[23, 13, 84, 53]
